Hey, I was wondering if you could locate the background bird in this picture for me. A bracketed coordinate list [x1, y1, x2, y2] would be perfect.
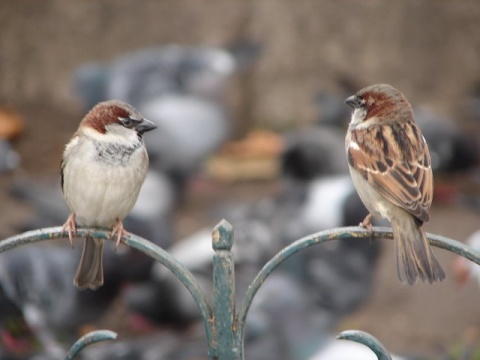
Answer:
[414, 106, 478, 174]
[0, 244, 128, 358]
[73, 43, 262, 107]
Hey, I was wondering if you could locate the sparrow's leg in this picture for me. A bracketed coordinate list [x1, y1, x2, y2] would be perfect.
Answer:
[359, 213, 373, 231]
[111, 218, 128, 247]
[62, 213, 77, 247]
[359, 213, 374, 243]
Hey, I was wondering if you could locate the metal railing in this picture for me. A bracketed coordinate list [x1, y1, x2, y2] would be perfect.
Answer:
[1, 220, 480, 359]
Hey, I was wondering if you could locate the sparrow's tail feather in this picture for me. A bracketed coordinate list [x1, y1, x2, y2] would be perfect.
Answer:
[74, 236, 104, 290]
[392, 216, 445, 285]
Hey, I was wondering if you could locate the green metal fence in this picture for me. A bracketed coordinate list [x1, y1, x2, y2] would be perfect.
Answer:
[1, 220, 479, 359]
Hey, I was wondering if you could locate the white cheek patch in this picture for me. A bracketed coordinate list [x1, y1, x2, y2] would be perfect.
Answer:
[86, 124, 140, 146]
[350, 107, 366, 126]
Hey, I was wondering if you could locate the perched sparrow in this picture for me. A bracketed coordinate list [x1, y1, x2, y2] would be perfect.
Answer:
[344, 84, 445, 284]
[61, 100, 156, 290]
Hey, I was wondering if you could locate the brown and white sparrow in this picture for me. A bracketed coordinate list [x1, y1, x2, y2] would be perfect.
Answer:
[61, 100, 156, 290]
[344, 84, 445, 284]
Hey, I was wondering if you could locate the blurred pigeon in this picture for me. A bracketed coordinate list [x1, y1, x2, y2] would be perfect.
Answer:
[72, 43, 262, 192]
[72, 42, 262, 109]
[245, 273, 333, 360]
[414, 106, 478, 173]
[125, 173, 379, 336]
[125, 219, 273, 328]
[106, 45, 236, 104]
[260, 175, 381, 327]
[281, 125, 348, 182]
[140, 95, 231, 191]
[277, 123, 368, 241]
[245, 273, 414, 360]
[67, 266, 421, 360]
[0, 287, 37, 359]
[0, 244, 128, 358]
[275, 129, 383, 320]
[124, 228, 216, 328]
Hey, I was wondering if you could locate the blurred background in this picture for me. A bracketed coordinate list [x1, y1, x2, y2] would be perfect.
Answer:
[0, 1, 480, 359]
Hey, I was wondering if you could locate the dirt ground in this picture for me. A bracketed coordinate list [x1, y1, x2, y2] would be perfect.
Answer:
[1, 102, 480, 359]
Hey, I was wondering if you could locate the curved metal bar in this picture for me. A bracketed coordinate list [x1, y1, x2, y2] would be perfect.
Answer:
[4, 226, 480, 360]
[337, 330, 392, 360]
[0, 227, 67, 251]
[64, 329, 117, 360]
[237, 226, 480, 343]
[0, 227, 215, 356]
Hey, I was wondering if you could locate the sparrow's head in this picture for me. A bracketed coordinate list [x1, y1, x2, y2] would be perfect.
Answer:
[81, 100, 156, 141]
[345, 84, 413, 127]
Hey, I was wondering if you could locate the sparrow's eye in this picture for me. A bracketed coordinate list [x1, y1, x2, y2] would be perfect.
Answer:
[119, 117, 135, 128]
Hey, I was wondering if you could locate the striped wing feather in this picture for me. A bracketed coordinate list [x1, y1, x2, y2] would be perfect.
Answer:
[348, 121, 433, 223]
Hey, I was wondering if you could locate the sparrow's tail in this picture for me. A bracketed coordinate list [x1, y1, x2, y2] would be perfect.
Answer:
[392, 216, 445, 285]
[74, 236, 104, 290]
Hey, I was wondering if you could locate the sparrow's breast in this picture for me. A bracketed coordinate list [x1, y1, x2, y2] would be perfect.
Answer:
[62, 138, 148, 227]
[348, 165, 394, 221]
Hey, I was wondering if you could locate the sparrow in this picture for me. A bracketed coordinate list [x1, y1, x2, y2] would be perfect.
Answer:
[344, 84, 445, 284]
[61, 100, 156, 290]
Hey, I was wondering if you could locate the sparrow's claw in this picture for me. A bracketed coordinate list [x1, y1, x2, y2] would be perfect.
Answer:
[62, 213, 77, 247]
[111, 219, 128, 247]
[359, 213, 373, 232]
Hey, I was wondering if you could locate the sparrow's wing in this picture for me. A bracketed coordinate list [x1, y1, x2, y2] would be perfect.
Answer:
[348, 122, 433, 223]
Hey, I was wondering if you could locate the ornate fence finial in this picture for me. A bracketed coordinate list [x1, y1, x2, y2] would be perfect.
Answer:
[212, 218, 234, 250]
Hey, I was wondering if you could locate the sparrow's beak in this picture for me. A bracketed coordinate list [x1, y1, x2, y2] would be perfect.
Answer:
[345, 95, 362, 109]
[135, 118, 157, 134]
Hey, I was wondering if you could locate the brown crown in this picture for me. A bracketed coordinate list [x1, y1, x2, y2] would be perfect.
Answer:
[80, 100, 139, 134]
[356, 84, 413, 122]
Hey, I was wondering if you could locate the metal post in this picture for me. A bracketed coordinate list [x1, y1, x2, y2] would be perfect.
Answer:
[212, 219, 240, 359]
